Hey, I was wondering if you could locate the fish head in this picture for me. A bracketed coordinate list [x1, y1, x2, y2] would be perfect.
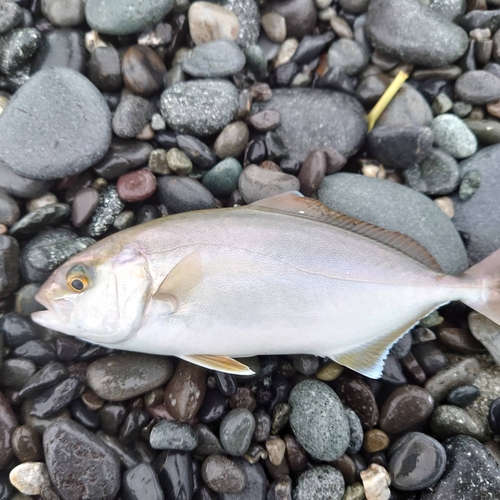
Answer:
[31, 239, 152, 345]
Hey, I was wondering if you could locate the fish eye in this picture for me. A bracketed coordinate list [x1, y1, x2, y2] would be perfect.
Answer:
[66, 266, 90, 293]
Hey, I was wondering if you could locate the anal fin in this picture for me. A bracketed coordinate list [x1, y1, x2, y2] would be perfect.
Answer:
[179, 355, 255, 375]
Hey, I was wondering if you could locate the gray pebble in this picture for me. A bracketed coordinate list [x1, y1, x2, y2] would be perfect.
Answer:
[345, 407, 363, 454]
[0, 162, 53, 199]
[431, 114, 477, 159]
[194, 424, 226, 456]
[244, 44, 267, 80]
[292, 354, 319, 375]
[318, 173, 468, 275]
[0, 1, 23, 35]
[269, 0, 316, 39]
[201, 455, 247, 494]
[157, 176, 217, 213]
[220, 458, 267, 499]
[327, 39, 369, 76]
[455, 70, 500, 105]
[289, 379, 350, 461]
[220, 408, 255, 456]
[0, 358, 37, 388]
[42, 0, 85, 28]
[182, 39, 245, 78]
[150, 420, 198, 451]
[0, 68, 111, 180]
[429, 0, 466, 21]
[294, 466, 345, 500]
[160, 79, 239, 136]
[447, 385, 480, 407]
[214, 121, 249, 159]
[430, 404, 486, 441]
[9, 203, 70, 236]
[0, 189, 19, 226]
[465, 119, 500, 145]
[0, 28, 41, 75]
[459, 170, 481, 201]
[112, 94, 155, 139]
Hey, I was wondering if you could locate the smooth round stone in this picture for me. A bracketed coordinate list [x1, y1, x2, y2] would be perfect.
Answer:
[0, 68, 111, 180]
[177, 135, 217, 170]
[148, 149, 170, 175]
[0, 1, 22, 34]
[365, 0, 467, 67]
[295, 466, 345, 500]
[166, 148, 192, 175]
[318, 173, 468, 275]
[269, 0, 316, 39]
[202, 158, 242, 198]
[257, 88, 366, 163]
[298, 149, 326, 197]
[9, 462, 50, 495]
[424, 358, 480, 404]
[0, 163, 53, 199]
[18, 361, 68, 400]
[9, 203, 70, 236]
[404, 148, 460, 196]
[455, 70, 500, 105]
[345, 407, 363, 454]
[0, 189, 19, 226]
[153, 450, 194, 499]
[327, 39, 368, 76]
[452, 144, 500, 263]
[388, 432, 446, 491]
[30, 29, 86, 74]
[194, 424, 225, 456]
[12, 425, 43, 462]
[447, 385, 480, 407]
[214, 121, 249, 159]
[42, 0, 84, 27]
[429, 0, 466, 21]
[188, 2, 240, 46]
[379, 385, 434, 434]
[247, 110, 280, 132]
[367, 125, 433, 169]
[164, 360, 207, 422]
[122, 463, 164, 500]
[85, 0, 174, 35]
[261, 12, 286, 43]
[72, 187, 99, 228]
[182, 40, 245, 78]
[94, 139, 153, 179]
[431, 114, 477, 159]
[112, 94, 155, 139]
[122, 45, 166, 96]
[430, 405, 486, 441]
[160, 80, 239, 136]
[116, 169, 157, 202]
[0, 358, 37, 389]
[157, 176, 217, 213]
[98, 403, 126, 435]
[0, 391, 17, 468]
[420, 435, 500, 500]
[377, 84, 433, 127]
[30, 377, 83, 419]
[201, 455, 246, 494]
[220, 408, 255, 456]
[437, 327, 485, 353]
[0, 312, 38, 348]
[150, 420, 198, 451]
[289, 380, 349, 461]
[238, 164, 299, 203]
[87, 46, 122, 91]
[44, 419, 120, 500]
[86, 354, 173, 402]
[363, 429, 389, 453]
[0, 28, 41, 75]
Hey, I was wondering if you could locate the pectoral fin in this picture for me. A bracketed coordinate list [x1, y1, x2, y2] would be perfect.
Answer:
[179, 355, 255, 375]
[153, 251, 203, 311]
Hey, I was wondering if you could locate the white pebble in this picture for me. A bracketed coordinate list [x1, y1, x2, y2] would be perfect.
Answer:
[360, 463, 391, 500]
[9, 462, 51, 496]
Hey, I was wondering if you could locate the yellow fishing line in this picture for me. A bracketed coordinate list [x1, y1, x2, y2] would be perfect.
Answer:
[366, 71, 409, 132]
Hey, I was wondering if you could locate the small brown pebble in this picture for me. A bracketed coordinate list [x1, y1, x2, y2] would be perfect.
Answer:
[434, 196, 455, 218]
[284, 434, 308, 472]
[250, 83, 272, 101]
[266, 436, 286, 465]
[135, 124, 155, 140]
[265, 456, 290, 480]
[81, 390, 105, 411]
[247, 109, 280, 132]
[298, 149, 327, 197]
[332, 454, 356, 485]
[92, 177, 108, 192]
[260, 160, 282, 172]
[12, 425, 43, 462]
[122, 45, 166, 96]
[144, 388, 165, 408]
[322, 147, 347, 174]
[363, 429, 390, 453]
[0, 224, 7, 235]
[229, 387, 257, 412]
[486, 100, 500, 118]
[72, 187, 100, 228]
[437, 327, 487, 354]
[116, 169, 157, 202]
[400, 352, 426, 385]
[271, 403, 291, 434]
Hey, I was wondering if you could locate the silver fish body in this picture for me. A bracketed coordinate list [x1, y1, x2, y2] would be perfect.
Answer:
[31, 193, 500, 378]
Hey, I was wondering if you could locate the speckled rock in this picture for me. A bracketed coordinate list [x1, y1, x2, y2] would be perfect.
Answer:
[222, 0, 260, 47]
[289, 380, 350, 461]
[294, 466, 345, 500]
[8, 462, 50, 495]
[431, 114, 477, 159]
[202, 158, 242, 198]
[220, 408, 255, 456]
[0, 68, 111, 180]
[160, 80, 239, 136]
[318, 173, 468, 275]
[150, 420, 198, 451]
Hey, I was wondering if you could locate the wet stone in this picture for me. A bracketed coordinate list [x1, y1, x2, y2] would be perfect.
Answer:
[247, 109, 280, 132]
[0, 68, 111, 180]
[122, 462, 164, 500]
[0, 190, 19, 227]
[12, 425, 43, 462]
[378, 385, 434, 434]
[148, 148, 170, 175]
[153, 450, 193, 499]
[157, 176, 217, 213]
[0, 391, 17, 468]
[112, 94, 155, 139]
[69, 398, 99, 430]
[122, 45, 166, 97]
[13, 340, 57, 365]
[220, 408, 255, 456]
[150, 420, 198, 450]
[160, 79, 239, 136]
[18, 361, 68, 400]
[198, 387, 228, 423]
[424, 358, 480, 403]
[0, 235, 19, 298]
[388, 432, 447, 491]
[214, 121, 249, 159]
[30, 378, 82, 418]
[118, 409, 149, 446]
[182, 39, 245, 78]
[87, 46, 122, 91]
[437, 327, 486, 353]
[98, 402, 127, 435]
[87, 185, 124, 237]
[430, 404, 486, 441]
[421, 435, 500, 499]
[294, 466, 345, 500]
[177, 135, 217, 170]
[21, 398, 71, 435]
[44, 419, 120, 500]
[455, 70, 500, 105]
[9, 462, 50, 496]
[367, 125, 433, 169]
[201, 455, 246, 494]
[93, 139, 153, 180]
[0, 358, 37, 389]
[291, 354, 319, 375]
[0, 163, 53, 199]
[9, 203, 70, 236]
[87, 353, 173, 402]
[164, 360, 206, 421]
[194, 424, 225, 456]
[447, 385, 480, 407]
[459, 170, 481, 201]
[0, 28, 41, 75]
[220, 458, 267, 499]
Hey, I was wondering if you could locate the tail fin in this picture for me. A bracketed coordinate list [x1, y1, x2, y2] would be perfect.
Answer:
[463, 248, 500, 325]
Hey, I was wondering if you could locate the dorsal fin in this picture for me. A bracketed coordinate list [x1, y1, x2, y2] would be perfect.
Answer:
[247, 192, 443, 273]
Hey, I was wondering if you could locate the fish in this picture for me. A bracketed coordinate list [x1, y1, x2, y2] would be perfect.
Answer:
[31, 191, 500, 378]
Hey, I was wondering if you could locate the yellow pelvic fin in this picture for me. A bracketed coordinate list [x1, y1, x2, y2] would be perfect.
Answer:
[179, 355, 255, 375]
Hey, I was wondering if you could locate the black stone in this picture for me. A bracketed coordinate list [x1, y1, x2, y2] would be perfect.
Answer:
[411, 342, 449, 377]
[316, 67, 355, 94]
[265, 131, 287, 161]
[489, 397, 500, 434]
[157, 176, 217, 214]
[69, 398, 99, 429]
[98, 402, 127, 435]
[13, 339, 57, 365]
[119, 409, 150, 447]
[198, 387, 228, 423]
[176, 135, 217, 170]
[30, 377, 82, 418]
[215, 372, 238, 397]
[153, 450, 193, 500]
[136, 205, 161, 225]
[245, 139, 267, 164]
[272, 61, 299, 87]
[417, 79, 450, 104]
[18, 360, 68, 399]
[460, 9, 500, 33]
[381, 355, 407, 385]
[280, 158, 301, 174]
[122, 463, 164, 500]
[447, 385, 480, 408]
[87, 46, 122, 92]
[292, 32, 335, 65]
[0, 312, 38, 348]
[154, 130, 178, 149]
[56, 336, 86, 362]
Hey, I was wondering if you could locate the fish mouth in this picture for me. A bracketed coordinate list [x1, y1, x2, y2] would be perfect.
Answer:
[31, 292, 73, 331]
